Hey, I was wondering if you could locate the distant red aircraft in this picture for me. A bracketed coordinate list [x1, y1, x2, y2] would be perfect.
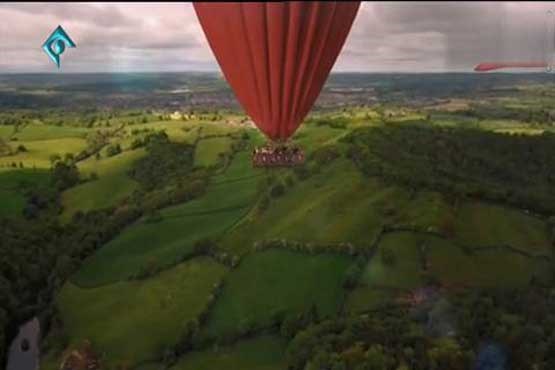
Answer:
[474, 62, 548, 72]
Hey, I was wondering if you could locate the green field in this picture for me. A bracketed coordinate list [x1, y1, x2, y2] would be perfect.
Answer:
[344, 286, 399, 314]
[290, 124, 348, 155]
[426, 237, 548, 288]
[170, 335, 286, 370]
[78, 148, 146, 178]
[182, 154, 261, 214]
[201, 249, 353, 340]
[198, 122, 243, 137]
[360, 232, 425, 290]
[478, 119, 530, 130]
[0, 138, 87, 168]
[394, 191, 455, 233]
[0, 189, 26, 218]
[346, 230, 551, 312]
[211, 150, 261, 183]
[60, 149, 146, 221]
[0, 168, 51, 217]
[124, 121, 201, 144]
[72, 151, 262, 287]
[454, 202, 551, 255]
[0, 168, 51, 188]
[0, 125, 15, 139]
[356, 226, 550, 292]
[57, 257, 228, 368]
[71, 206, 242, 287]
[12, 124, 89, 141]
[222, 159, 410, 254]
[194, 136, 233, 167]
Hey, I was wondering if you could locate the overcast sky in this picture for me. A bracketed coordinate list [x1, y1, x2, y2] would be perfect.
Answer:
[1, 2, 554, 73]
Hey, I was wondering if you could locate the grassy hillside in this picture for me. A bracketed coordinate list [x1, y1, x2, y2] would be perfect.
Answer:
[454, 202, 551, 255]
[222, 159, 402, 254]
[7, 104, 551, 370]
[360, 232, 425, 289]
[200, 249, 353, 341]
[71, 206, 240, 287]
[0, 126, 15, 139]
[12, 124, 89, 141]
[426, 238, 549, 288]
[72, 151, 262, 287]
[290, 124, 349, 154]
[170, 335, 286, 370]
[0, 168, 51, 217]
[0, 189, 26, 218]
[60, 149, 146, 221]
[123, 121, 201, 145]
[58, 257, 228, 369]
[393, 190, 455, 232]
[344, 287, 399, 313]
[0, 138, 87, 168]
[194, 137, 233, 167]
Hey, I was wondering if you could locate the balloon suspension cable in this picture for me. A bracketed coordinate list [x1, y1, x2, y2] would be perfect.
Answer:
[252, 138, 305, 168]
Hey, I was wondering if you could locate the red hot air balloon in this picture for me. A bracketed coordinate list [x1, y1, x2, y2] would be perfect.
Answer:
[194, 1, 361, 167]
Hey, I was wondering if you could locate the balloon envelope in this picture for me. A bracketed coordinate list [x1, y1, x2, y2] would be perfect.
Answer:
[194, 1, 361, 141]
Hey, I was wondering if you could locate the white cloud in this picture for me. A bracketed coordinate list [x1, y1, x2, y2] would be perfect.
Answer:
[1, 2, 554, 73]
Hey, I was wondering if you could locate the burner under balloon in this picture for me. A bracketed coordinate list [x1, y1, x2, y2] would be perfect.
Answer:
[252, 145, 305, 167]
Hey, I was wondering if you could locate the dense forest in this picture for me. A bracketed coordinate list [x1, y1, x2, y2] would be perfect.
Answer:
[345, 124, 555, 215]
[285, 287, 555, 370]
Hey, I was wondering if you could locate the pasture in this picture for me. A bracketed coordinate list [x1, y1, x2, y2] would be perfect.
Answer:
[71, 206, 243, 287]
[426, 237, 548, 288]
[454, 202, 552, 255]
[170, 335, 286, 370]
[72, 151, 261, 286]
[394, 191, 455, 234]
[359, 232, 425, 290]
[200, 249, 353, 340]
[0, 168, 51, 217]
[123, 120, 201, 144]
[0, 125, 15, 139]
[60, 149, 146, 221]
[194, 136, 233, 167]
[0, 189, 25, 218]
[344, 287, 399, 314]
[0, 138, 87, 168]
[198, 122, 244, 137]
[11, 124, 89, 141]
[290, 124, 348, 154]
[57, 257, 228, 368]
[221, 159, 409, 255]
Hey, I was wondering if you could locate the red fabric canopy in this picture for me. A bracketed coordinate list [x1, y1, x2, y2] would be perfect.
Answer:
[194, 2, 361, 141]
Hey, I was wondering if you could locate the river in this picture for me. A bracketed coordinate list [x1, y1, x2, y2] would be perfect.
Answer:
[6, 317, 40, 370]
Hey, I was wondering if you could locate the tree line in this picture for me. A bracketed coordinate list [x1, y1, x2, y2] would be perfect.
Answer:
[285, 286, 555, 370]
[345, 124, 555, 216]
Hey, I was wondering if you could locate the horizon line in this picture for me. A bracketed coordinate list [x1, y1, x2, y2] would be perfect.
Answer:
[0, 70, 549, 75]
